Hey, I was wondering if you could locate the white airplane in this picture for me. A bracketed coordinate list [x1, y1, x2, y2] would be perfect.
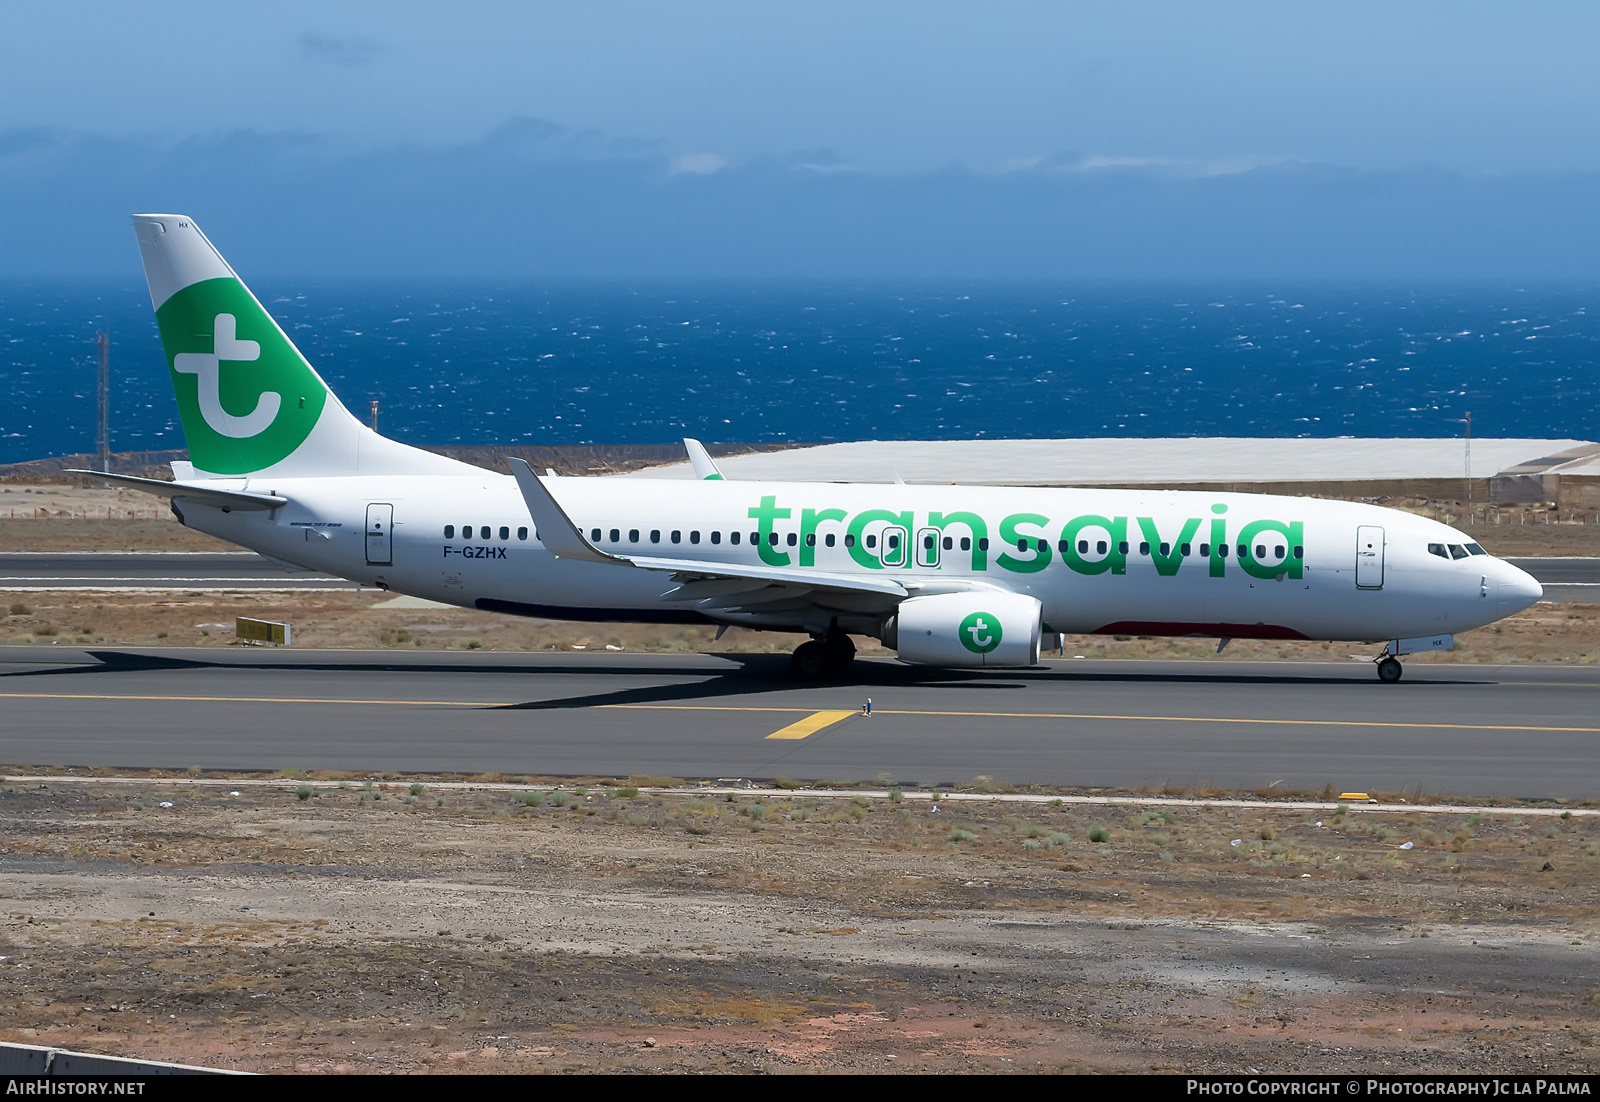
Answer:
[77, 214, 1544, 683]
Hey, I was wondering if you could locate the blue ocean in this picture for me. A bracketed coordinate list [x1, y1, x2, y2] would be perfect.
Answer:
[1, 281, 1597, 464]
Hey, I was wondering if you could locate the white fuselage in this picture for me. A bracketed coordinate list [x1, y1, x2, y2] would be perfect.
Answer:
[171, 472, 1543, 645]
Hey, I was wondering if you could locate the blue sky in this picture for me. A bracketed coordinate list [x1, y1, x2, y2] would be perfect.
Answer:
[5, 2, 1600, 277]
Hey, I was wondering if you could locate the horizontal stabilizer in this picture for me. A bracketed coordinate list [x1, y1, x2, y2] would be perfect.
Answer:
[65, 470, 286, 511]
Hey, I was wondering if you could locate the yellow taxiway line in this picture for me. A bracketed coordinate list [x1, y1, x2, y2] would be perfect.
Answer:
[1, 691, 1598, 736]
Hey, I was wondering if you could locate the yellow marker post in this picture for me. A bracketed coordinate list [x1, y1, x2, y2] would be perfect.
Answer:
[1337, 791, 1372, 802]
[765, 710, 857, 740]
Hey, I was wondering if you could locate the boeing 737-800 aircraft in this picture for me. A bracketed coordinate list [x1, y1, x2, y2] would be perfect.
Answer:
[76, 215, 1544, 682]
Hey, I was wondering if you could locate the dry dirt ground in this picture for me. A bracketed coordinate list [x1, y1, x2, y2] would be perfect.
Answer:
[0, 776, 1595, 1074]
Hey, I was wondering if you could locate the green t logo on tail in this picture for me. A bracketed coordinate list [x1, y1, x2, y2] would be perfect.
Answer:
[156, 278, 326, 473]
[959, 611, 1002, 654]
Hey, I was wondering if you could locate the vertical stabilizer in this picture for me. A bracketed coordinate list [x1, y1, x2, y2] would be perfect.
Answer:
[131, 214, 472, 479]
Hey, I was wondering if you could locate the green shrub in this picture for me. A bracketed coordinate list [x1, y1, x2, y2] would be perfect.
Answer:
[295, 784, 314, 801]
[949, 829, 976, 843]
[1088, 825, 1110, 843]
[516, 791, 545, 807]
[611, 787, 639, 799]
[409, 783, 425, 796]
[549, 791, 569, 807]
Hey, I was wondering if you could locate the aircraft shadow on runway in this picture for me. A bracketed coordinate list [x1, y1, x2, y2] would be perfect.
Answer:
[0, 648, 1492, 713]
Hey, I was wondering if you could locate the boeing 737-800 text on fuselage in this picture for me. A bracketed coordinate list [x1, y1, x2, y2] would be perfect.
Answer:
[76, 215, 1544, 682]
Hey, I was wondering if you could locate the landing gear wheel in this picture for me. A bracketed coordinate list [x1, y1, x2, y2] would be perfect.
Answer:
[822, 633, 856, 676]
[1376, 656, 1403, 683]
[791, 640, 828, 679]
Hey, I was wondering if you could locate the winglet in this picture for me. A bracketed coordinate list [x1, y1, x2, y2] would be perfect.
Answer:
[507, 457, 624, 565]
[684, 438, 725, 480]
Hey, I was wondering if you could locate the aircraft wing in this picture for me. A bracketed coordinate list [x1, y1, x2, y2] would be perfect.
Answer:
[64, 470, 287, 511]
[508, 457, 907, 600]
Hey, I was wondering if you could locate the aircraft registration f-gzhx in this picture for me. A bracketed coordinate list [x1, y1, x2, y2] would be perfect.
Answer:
[78, 215, 1544, 682]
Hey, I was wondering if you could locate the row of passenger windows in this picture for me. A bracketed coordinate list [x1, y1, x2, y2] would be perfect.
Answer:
[444, 525, 528, 541]
[1428, 542, 1487, 560]
[439, 520, 1302, 563]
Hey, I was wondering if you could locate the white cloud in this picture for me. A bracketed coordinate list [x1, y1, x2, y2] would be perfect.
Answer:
[667, 152, 729, 176]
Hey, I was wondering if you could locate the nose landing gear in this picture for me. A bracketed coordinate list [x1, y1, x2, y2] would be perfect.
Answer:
[1376, 656, 1403, 683]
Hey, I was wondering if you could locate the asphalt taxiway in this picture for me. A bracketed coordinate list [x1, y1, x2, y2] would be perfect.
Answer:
[0, 646, 1595, 799]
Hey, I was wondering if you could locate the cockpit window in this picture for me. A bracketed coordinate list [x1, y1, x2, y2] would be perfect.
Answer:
[1427, 543, 1449, 559]
[1465, 543, 1487, 556]
[1448, 544, 1469, 560]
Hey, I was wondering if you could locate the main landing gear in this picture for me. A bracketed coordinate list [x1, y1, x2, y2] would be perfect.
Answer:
[1376, 656, 1403, 683]
[791, 628, 856, 680]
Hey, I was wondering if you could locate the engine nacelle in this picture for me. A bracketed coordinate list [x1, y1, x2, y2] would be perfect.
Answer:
[888, 591, 1043, 668]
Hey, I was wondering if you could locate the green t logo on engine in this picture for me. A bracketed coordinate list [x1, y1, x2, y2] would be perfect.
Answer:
[959, 611, 1002, 654]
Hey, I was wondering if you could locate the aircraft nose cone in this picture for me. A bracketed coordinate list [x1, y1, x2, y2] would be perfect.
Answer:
[1497, 562, 1543, 617]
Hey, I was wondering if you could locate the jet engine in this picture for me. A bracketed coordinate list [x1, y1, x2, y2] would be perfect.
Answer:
[885, 591, 1043, 668]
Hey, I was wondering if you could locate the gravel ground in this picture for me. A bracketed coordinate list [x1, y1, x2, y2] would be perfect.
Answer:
[0, 777, 1595, 1073]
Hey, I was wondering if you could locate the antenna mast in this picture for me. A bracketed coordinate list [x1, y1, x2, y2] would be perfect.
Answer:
[96, 332, 110, 474]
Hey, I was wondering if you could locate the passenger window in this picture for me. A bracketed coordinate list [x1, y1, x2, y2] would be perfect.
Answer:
[689, 530, 699, 544]
[866, 534, 877, 549]
[1466, 543, 1487, 556]
[517, 527, 528, 540]
[629, 529, 640, 543]
[609, 529, 620, 543]
[1077, 539, 1088, 554]
[1179, 542, 1190, 556]
[1449, 544, 1468, 560]
[461, 524, 472, 540]
[888, 534, 900, 549]
[649, 530, 659, 543]
[1217, 543, 1228, 557]
[1274, 545, 1285, 560]
[671, 530, 681, 544]
[1139, 541, 1150, 555]
[1159, 542, 1170, 556]
[590, 528, 600, 541]
[731, 531, 741, 544]
[1119, 541, 1129, 554]
[711, 531, 721, 544]
[978, 537, 989, 552]
[1199, 543, 1209, 556]
[768, 532, 778, 546]
[942, 536, 953, 551]
[845, 534, 856, 548]
[960, 536, 971, 551]
[1293, 545, 1303, 559]
[826, 533, 836, 547]
[480, 526, 490, 540]
[807, 533, 817, 546]
[1255, 544, 1266, 559]
[1097, 540, 1107, 554]
[787, 533, 797, 546]
[444, 525, 455, 539]
[1016, 539, 1027, 552]
[499, 526, 509, 541]
[750, 532, 759, 545]
[1237, 544, 1248, 558]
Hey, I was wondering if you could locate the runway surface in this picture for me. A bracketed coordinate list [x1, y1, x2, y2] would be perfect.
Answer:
[0, 552, 356, 590]
[1, 646, 1596, 799]
[2, 551, 1596, 600]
